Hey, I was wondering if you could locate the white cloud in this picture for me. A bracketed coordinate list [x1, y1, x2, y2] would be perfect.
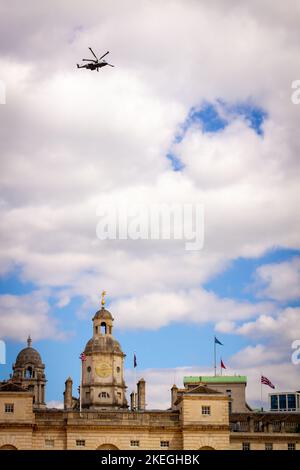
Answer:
[253, 257, 300, 301]
[236, 307, 300, 341]
[230, 344, 285, 368]
[0, 291, 66, 341]
[125, 358, 300, 410]
[0, 0, 300, 343]
[109, 288, 272, 330]
[47, 400, 64, 409]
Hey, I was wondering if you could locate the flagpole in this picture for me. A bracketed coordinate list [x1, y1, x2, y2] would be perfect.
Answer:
[80, 358, 82, 416]
[260, 373, 263, 412]
[214, 338, 216, 376]
[134, 352, 137, 410]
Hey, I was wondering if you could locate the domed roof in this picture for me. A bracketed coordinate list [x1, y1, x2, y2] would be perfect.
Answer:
[15, 336, 43, 368]
[93, 307, 114, 321]
[84, 335, 123, 355]
[15, 347, 43, 367]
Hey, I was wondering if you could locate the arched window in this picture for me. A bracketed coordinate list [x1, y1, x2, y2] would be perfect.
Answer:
[0, 445, 18, 450]
[100, 322, 107, 335]
[25, 367, 33, 379]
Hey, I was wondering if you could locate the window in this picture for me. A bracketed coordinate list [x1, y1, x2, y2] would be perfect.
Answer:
[76, 440, 86, 447]
[270, 394, 278, 411]
[87, 366, 91, 373]
[287, 394, 296, 410]
[202, 406, 211, 415]
[279, 394, 287, 410]
[288, 443, 296, 451]
[265, 443, 273, 451]
[130, 440, 140, 447]
[100, 322, 107, 334]
[228, 402, 232, 414]
[117, 392, 121, 399]
[242, 442, 250, 451]
[25, 367, 33, 379]
[160, 441, 169, 447]
[45, 439, 55, 448]
[116, 367, 120, 373]
[99, 392, 109, 398]
[226, 389, 232, 397]
[4, 403, 14, 413]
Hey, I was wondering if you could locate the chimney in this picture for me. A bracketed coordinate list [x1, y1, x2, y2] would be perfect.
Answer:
[171, 384, 178, 409]
[64, 377, 73, 410]
[130, 391, 135, 411]
[137, 378, 146, 411]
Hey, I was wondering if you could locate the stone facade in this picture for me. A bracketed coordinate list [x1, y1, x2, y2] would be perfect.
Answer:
[0, 303, 299, 450]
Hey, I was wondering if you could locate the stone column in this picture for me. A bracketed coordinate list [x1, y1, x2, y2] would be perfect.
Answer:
[64, 377, 73, 410]
[130, 391, 135, 411]
[137, 378, 146, 411]
[171, 384, 178, 409]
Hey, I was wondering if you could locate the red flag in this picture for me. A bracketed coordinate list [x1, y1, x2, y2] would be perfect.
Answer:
[261, 375, 275, 389]
[80, 352, 87, 362]
[134, 353, 137, 368]
[221, 359, 226, 369]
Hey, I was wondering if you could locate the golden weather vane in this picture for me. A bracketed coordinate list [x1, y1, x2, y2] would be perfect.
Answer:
[101, 290, 107, 308]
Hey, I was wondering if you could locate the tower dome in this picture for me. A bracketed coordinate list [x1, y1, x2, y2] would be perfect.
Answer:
[81, 291, 127, 410]
[84, 335, 123, 355]
[15, 336, 43, 368]
[93, 308, 114, 321]
[12, 336, 46, 409]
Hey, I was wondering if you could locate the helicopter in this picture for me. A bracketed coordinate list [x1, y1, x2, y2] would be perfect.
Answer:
[77, 47, 114, 71]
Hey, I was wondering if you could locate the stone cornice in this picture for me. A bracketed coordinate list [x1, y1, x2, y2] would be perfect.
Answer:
[230, 433, 300, 442]
[183, 424, 229, 432]
[0, 422, 34, 429]
[182, 395, 228, 401]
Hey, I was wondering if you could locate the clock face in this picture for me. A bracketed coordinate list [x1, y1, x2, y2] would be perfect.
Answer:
[95, 363, 111, 378]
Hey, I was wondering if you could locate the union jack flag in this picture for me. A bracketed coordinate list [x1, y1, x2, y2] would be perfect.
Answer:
[261, 375, 275, 389]
[79, 352, 87, 362]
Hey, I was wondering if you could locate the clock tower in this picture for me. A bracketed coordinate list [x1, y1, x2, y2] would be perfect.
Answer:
[81, 292, 128, 410]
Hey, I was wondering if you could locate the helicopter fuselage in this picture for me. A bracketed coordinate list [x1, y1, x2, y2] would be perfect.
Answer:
[77, 61, 108, 70]
[77, 48, 113, 71]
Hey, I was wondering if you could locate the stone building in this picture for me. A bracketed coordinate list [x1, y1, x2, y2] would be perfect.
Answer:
[0, 301, 299, 450]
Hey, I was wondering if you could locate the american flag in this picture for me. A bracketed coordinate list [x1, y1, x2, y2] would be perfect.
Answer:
[79, 352, 87, 362]
[261, 375, 275, 389]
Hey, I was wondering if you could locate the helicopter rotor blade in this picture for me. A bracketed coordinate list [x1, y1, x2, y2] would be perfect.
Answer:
[99, 51, 109, 61]
[89, 47, 98, 61]
[82, 58, 97, 62]
[106, 63, 114, 67]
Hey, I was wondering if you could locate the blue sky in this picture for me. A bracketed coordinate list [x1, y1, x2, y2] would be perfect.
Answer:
[1, 245, 299, 405]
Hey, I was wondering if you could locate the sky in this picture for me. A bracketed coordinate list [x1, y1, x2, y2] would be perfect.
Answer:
[0, 0, 300, 410]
